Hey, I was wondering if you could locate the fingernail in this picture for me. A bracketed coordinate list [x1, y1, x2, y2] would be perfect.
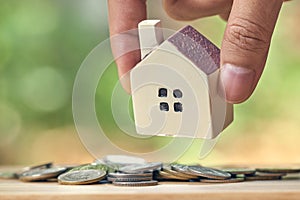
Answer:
[220, 64, 256, 103]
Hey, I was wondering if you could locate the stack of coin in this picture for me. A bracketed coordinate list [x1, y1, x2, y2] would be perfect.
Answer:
[170, 164, 245, 183]
[107, 162, 163, 186]
[154, 165, 198, 181]
[108, 172, 157, 186]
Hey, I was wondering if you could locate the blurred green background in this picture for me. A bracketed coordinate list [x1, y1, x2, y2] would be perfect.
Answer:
[0, 0, 299, 166]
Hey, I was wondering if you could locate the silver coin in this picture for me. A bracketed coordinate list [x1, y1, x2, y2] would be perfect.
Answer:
[163, 165, 198, 179]
[58, 169, 106, 185]
[154, 170, 190, 181]
[223, 168, 256, 176]
[108, 172, 153, 178]
[17, 162, 54, 177]
[21, 162, 53, 172]
[69, 163, 114, 173]
[107, 176, 152, 182]
[113, 180, 158, 187]
[56, 164, 91, 171]
[171, 164, 198, 176]
[250, 172, 287, 177]
[188, 166, 231, 180]
[0, 172, 18, 179]
[119, 162, 162, 173]
[103, 155, 146, 166]
[93, 159, 106, 165]
[19, 167, 67, 182]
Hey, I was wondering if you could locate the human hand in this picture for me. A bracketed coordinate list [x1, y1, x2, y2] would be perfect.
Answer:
[108, 0, 284, 103]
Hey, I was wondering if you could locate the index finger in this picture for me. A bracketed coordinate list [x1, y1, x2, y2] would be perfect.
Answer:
[108, 0, 147, 92]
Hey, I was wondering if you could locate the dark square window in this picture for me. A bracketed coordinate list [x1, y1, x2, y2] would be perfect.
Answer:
[173, 89, 183, 98]
[158, 88, 167, 97]
[160, 102, 169, 111]
[174, 102, 183, 112]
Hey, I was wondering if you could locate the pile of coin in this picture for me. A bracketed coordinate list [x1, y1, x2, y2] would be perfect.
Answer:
[1, 155, 300, 187]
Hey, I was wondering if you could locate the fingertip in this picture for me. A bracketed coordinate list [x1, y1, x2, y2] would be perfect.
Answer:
[220, 64, 256, 104]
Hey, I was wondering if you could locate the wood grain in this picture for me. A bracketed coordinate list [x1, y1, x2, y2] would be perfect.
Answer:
[0, 167, 300, 200]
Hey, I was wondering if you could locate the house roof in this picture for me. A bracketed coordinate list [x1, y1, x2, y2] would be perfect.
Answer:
[168, 25, 220, 75]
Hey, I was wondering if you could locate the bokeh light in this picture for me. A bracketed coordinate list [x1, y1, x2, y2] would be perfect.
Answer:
[0, 102, 22, 146]
[19, 67, 68, 112]
[10, 1, 59, 36]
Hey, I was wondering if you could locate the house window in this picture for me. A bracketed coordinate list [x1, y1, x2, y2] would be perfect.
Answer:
[160, 102, 169, 111]
[173, 89, 183, 98]
[158, 88, 183, 112]
[174, 102, 183, 112]
[158, 88, 167, 97]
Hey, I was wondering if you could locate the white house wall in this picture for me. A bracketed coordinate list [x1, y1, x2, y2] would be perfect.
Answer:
[131, 41, 214, 139]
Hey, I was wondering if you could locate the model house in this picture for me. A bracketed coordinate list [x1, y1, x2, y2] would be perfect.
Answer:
[130, 20, 233, 139]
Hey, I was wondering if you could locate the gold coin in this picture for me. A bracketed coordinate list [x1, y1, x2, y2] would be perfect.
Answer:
[171, 164, 201, 177]
[156, 170, 189, 181]
[163, 166, 198, 179]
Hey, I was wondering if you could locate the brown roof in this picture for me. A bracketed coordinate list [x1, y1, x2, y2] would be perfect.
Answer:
[168, 25, 220, 75]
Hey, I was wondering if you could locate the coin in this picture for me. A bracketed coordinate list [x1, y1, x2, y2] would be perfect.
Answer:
[200, 178, 244, 183]
[107, 176, 152, 182]
[113, 180, 158, 187]
[69, 163, 115, 173]
[256, 168, 300, 174]
[0, 172, 18, 179]
[119, 162, 162, 173]
[254, 172, 287, 177]
[22, 162, 53, 171]
[108, 172, 153, 178]
[103, 155, 146, 167]
[188, 166, 231, 180]
[58, 163, 90, 171]
[223, 168, 256, 176]
[19, 167, 67, 182]
[17, 162, 54, 177]
[245, 175, 282, 181]
[58, 169, 106, 185]
[171, 164, 198, 177]
[154, 170, 189, 181]
[163, 166, 197, 179]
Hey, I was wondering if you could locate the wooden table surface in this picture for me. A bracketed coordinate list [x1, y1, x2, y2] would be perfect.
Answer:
[1, 167, 300, 200]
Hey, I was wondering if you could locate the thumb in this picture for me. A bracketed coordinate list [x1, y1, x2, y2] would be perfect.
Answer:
[220, 0, 282, 104]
